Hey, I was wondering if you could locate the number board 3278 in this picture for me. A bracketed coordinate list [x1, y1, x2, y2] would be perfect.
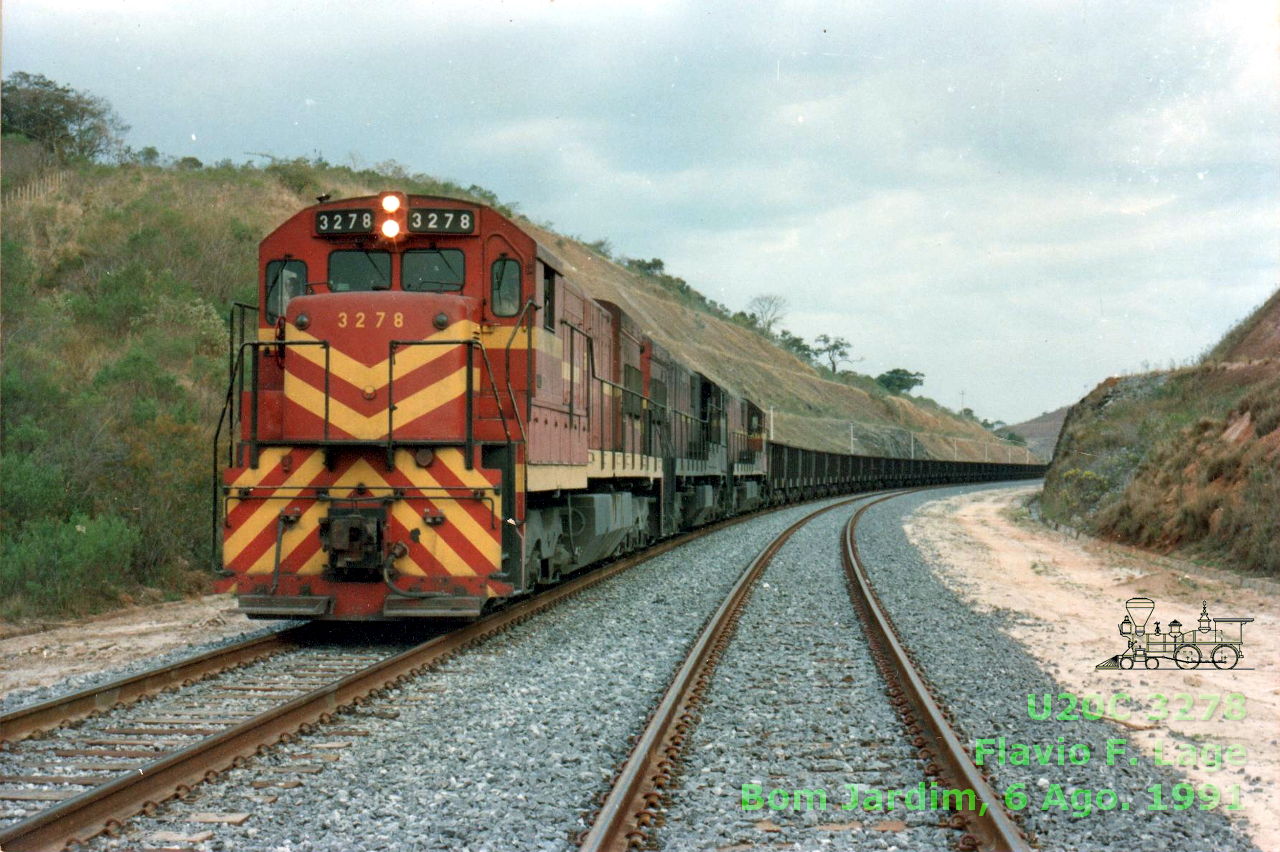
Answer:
[315, 209, 374, 234]
[408, 208, 476, 234]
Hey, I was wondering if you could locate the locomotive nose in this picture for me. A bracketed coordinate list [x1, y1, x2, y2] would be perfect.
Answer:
[279, 290, 482, 443]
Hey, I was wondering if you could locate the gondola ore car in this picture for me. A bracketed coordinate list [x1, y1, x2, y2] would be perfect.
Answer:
[213, 193, 1043, 621]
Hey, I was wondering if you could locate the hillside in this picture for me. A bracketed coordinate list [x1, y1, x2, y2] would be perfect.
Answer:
[1206, 288, 1280, 363]
[524, 223, 1020, 459]
[1042, 290, 1280, 574]
[0, 151, 1032, 618]
[1006, 406, 1069, 461]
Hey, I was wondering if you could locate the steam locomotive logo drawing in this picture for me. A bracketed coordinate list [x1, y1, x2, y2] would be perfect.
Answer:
[1097, 598, 1254, 671]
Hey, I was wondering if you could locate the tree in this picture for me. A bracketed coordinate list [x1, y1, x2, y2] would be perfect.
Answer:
[624, 257, 665, 276]
[746, 294, 788, 335]
[776, 329, 814, 362]
[998, 430, 1028, 446]
[875, 368, 925, 394]
[1, 72, 128, 161]
[813, 334, 852, 373]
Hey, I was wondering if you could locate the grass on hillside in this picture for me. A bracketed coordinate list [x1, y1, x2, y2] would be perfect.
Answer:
[0, 148, 520, 618]
[1042, 362, 1280, 574]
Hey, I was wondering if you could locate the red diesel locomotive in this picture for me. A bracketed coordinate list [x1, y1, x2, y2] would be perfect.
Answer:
[213, 192, 1042, 621]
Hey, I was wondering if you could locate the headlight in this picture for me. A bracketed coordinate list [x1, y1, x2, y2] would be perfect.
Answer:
[381, 219, 401, 238]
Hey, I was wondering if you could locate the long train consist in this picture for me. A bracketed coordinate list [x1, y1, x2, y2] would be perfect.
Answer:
[213, 193, 1043, 621]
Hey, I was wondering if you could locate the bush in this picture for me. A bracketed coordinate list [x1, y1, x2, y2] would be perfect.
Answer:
[0, 445, 72, 525]
[1217, 465, 1280, 573]
[0, 513, 141, 618]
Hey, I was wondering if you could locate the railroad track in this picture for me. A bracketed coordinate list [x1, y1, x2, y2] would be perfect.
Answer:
[2, 489, 1030, 851]
[1, 626, 313, 745]
[579, 488, 1031, 852]
[0, 505, 782, 852]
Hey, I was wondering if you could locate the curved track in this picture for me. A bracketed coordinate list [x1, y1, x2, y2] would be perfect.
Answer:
[580, 487, 1031, 852]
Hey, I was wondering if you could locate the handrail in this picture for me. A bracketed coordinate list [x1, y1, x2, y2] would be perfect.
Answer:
[559, 318, 716, 463]
[210, 337, 329, 572]
[474, 341, 518, 446]
[210, 343, 250, 571]
[227, 302, 258, 382]
[242, 340, 330, 468]
[502, 298, 538, 435]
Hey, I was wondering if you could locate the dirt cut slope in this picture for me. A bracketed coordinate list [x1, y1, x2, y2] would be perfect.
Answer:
[1043, 286, 1280, 574]
[1206, 288, 1280, 363]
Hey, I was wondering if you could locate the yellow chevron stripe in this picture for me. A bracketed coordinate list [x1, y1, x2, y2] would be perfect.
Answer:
[226, 451, 329, 554]
[230, 447, 291, 488]
[295, 547, 327, 577]
[285, 320, 477, 389]
[287, 366, 473, 439]
[244, 501, 326, 576]
[433, 446, 499, 490]
[228, 448, 499, 581]
[434, 450, 503, 562]
[479, 322, 531, 351]
[288, 333, 461, 390]
[390, 502, 474, 578]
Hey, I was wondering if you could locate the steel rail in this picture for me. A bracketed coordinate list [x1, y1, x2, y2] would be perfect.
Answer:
[0, 626, 311, 744]
[0, 504, 783, 852]
[841, 491, 1031, 852]
[579, 494, 873, 852]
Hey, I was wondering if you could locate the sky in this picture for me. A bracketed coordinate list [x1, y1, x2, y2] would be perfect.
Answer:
[3, 0, 1277, 424]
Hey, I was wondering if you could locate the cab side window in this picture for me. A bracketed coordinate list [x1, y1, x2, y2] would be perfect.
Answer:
[543, 266, 556, 331]
[491, 258, 521, 317]
[265, 259, 307, 323]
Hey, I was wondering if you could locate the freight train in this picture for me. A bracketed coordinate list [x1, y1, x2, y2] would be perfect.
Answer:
[213, 192, 1043, 621]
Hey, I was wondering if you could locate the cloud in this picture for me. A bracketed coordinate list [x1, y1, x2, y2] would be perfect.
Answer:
[2, 0, 1275, 421]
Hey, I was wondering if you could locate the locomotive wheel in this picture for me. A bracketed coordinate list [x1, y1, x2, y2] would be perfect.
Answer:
[1174, 644, 1202, 669]
[1118, 656, 1134, 669]
[1211, 645, 1240, 670]
[1144, 657, 1160, 669]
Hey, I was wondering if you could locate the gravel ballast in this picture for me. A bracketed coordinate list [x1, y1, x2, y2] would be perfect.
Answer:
[855, 483, 1259, 852]
[0, 623, 299, 716]
[83, 497, 859, 852]
[660, 495, 955, 851]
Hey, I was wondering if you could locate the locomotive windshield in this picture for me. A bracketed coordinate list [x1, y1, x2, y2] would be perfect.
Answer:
[404, 249, 465, 292]
[329, 250, 391, 291]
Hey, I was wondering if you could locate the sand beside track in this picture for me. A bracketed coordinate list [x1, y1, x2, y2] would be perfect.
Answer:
[0, 594, 257, 698]
[904, 486, 1279, 852]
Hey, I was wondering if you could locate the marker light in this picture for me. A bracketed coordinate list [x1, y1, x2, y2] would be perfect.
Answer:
[381, 195, 401, 213]
[381, 219, 401, 238]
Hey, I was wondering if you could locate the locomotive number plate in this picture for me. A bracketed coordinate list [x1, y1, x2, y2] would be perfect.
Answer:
[316, 209, 375, 235]
[408, 208, 476, 234]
